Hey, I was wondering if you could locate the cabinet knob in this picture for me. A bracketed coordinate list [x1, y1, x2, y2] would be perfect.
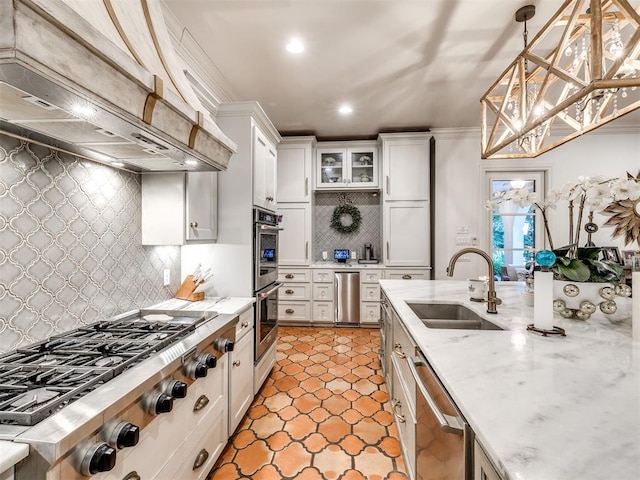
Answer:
[190, 221, 198, 228]
[285, 308, 294, 314]
[241, 321, 249, 328]
[233, 360, 241, 367]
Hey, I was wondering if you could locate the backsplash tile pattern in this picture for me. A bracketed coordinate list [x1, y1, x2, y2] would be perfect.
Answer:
[314, 191, 381, 262]
[0, 135, 180, 353]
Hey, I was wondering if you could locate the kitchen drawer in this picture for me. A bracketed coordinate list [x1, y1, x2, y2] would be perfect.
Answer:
[385, 269, 431, 280]
[279, 268, 311, 283]
[312, 269, 334, 283]
[235, 307, 253, 340]
[360, 302, 380, 325]
[278, 301, 311, 322]
[313, 283, 333, 301]
[391, 361, 416, 480]
[280, 283, 311, 301]
[155, 375, 228, 480]
[392, 313, 416, 414]
[313, 302, 333, 323]
[361, 269, 383, 283]
[361, 283, 380, 302]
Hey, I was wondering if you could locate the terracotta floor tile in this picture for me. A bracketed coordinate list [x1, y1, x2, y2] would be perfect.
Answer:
[273, 442, 313, 477]
[323, 394, 351, 415]
[234, 440, 272, 476]
[302, 431, 329, 453]
[317, 415, 352, 442]
[208, 326, 408, 480]
[313, 444, 354, 480]
[286, 413, 317, 440]
[266, 430, 292, 451]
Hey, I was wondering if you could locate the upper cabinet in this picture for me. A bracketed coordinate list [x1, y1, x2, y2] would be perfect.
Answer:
[277, 137, 315, 203]
[315, 141, 378, 190]
[379, 133, 430, 201]
[141, 172, 217, 245]
[253, 126, 277, 210]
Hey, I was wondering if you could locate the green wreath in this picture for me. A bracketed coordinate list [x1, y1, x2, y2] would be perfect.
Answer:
[331, 204, 361, 234]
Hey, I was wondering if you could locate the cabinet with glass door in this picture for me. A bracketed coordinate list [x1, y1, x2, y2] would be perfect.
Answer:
[316, 142, 378, 190]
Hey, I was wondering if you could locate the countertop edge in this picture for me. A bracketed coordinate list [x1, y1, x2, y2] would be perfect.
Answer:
[0, 441, 29, 473]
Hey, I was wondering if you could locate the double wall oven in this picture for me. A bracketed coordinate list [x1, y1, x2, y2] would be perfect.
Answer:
[253, 208, 281, 362]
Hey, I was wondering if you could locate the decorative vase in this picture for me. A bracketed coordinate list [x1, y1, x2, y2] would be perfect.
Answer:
[552, 280, 632, 320]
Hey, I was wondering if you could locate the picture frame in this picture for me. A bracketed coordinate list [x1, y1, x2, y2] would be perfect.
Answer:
[622, 250, 638, 267]
[600, 246, 623, 265]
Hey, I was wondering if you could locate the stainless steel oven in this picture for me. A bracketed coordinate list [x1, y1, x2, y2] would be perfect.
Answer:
[408, 351, 473, 480]
[255, 282, 281, 362]
[253, 208, 282, 362]
[254, 208, 280, 292]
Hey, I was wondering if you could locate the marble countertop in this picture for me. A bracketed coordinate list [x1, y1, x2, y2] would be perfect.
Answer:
[0, 441, 28, 473]
[144, 296, 254, 316]
[379, 279, 639, 480]
[284, 262, 431, 269]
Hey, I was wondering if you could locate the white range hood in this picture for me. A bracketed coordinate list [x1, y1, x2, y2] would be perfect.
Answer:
[0, 0, 236, 172]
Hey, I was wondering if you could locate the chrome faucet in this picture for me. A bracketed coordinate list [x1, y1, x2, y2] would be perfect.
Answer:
[446, 247, 502, 314]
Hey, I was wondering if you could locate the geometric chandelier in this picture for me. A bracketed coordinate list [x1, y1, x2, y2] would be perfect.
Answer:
[480, 0, 640, 159]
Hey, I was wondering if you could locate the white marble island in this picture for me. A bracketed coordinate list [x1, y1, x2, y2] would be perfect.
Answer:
[380, 280, 639, 480]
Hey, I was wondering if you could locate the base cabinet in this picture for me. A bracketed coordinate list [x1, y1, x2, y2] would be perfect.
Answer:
[229, 309, 254, 434]
[474, 440, 503, 480]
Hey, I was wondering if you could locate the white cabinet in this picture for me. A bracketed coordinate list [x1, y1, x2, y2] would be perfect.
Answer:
[315, 142, 378, 190]
[253, 126, 277, 211]
[278, 203, 311, 266]
[474, 440, 503, 480]
[277, 137, 315, 203]
[384, 268, 431, 280]
[141, 172, 217, 245]
[278, 268, 311, 324]
[383, 201, 430, 266]
[229, 308, 255, 434]
[379, 133, 430, 201]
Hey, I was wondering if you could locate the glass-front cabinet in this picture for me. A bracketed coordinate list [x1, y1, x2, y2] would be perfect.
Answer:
[316, 142, 378, 190]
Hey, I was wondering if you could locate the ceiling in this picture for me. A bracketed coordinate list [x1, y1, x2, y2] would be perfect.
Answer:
[162, 0, 635, 139]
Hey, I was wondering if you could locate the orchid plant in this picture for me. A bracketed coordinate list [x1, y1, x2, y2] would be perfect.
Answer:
[486, 172, 640, 283]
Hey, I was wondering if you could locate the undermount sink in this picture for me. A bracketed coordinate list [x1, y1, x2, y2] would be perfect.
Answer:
[406, 302, 504, 331]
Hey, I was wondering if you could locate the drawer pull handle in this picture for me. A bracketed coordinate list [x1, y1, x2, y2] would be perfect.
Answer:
[285, 308, 294, 314]
[393, 342, 406, 358]
[285, 274, 294, 279]
[123, 472, 141, 480]
[392, 399, 405, 423]
[190, 221, 198, 228]
[285, 289, 294, 294]
[193, 449, 209, 470]
[233, 360, 241, 367]
[402, 274, 412, 280]
[193, 394, 210, 412]
[241, 321, 249, 328]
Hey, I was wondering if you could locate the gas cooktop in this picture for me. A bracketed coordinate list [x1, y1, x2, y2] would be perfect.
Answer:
[0, 311, 212, 426]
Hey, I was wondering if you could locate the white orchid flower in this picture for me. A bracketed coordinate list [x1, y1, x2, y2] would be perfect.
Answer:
[585, 184, 613, 209]
[611, 178, 640, 201]
[485, 199, 499, 210]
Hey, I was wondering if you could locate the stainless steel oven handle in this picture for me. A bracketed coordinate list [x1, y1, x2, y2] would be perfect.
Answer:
[259, 224, 284, 231]
[258, 283, 282, 298]
[408, 356, 464, 435]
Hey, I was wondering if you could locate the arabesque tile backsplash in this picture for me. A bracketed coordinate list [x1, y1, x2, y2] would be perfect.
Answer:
[0, 135, 180, 353]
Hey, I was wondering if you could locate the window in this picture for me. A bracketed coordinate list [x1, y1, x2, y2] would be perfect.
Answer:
[486, 171, 546, 281]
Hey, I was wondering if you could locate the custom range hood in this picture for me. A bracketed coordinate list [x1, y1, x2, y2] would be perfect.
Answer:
[0, 0, 236, 172]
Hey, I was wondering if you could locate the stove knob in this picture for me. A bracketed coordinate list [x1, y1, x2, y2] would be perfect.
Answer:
[198, 353, 217, 369]
[164, 379, 188, 399]
[80, 442, 117, 475]
[145, 391, 174, 415]
[214, 338, 235, 352]
[184, 361, 208, 380]
[108, 422, 140, 449]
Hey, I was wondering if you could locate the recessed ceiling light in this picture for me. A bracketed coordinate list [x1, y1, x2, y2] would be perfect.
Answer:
[286, 38, 304, 54]
[338, 105, 353, 115]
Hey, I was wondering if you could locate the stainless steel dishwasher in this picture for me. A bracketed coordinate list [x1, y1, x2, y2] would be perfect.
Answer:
[408, 350, 474, 480]
[334, 271, 360, 325]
